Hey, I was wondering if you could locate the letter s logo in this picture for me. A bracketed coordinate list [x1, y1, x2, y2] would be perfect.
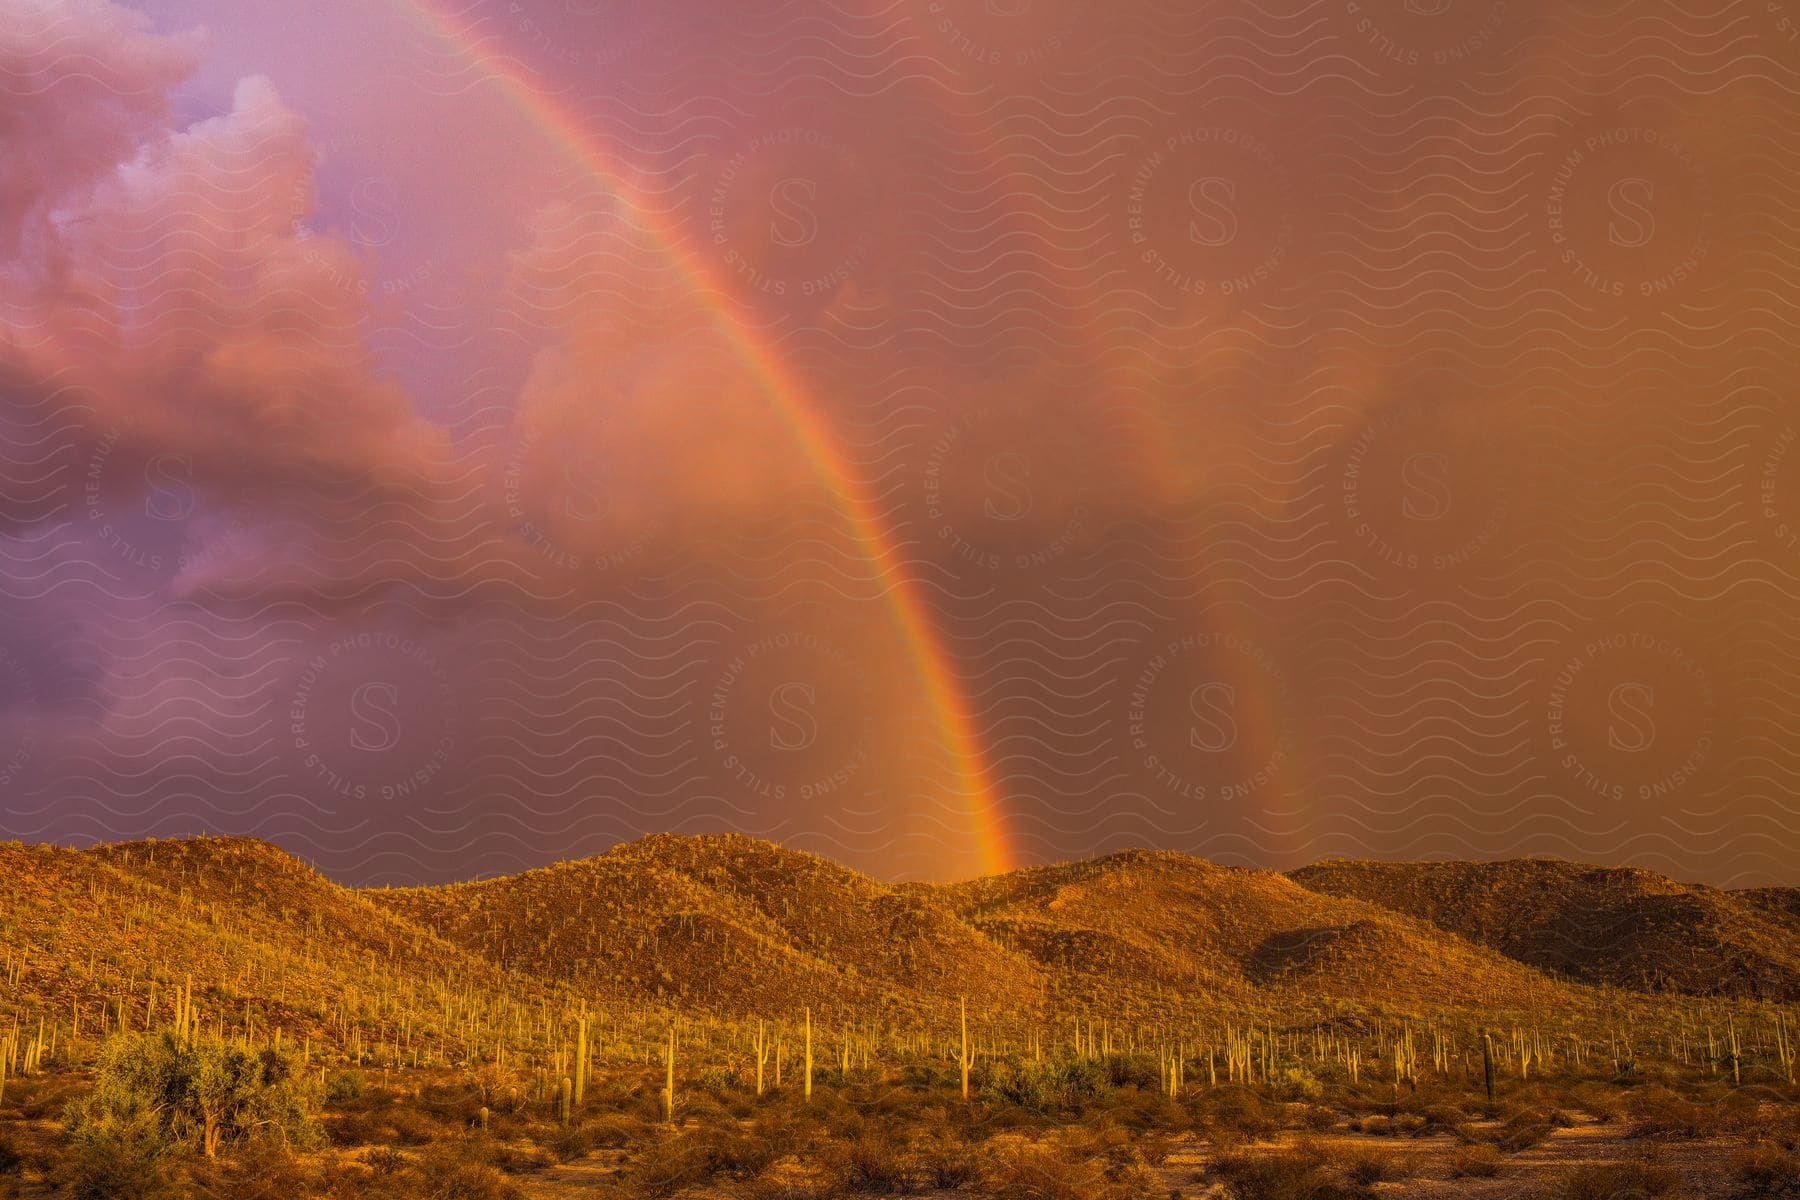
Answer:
[563, 462, 612, 522]
[350, 178, 402, 249]
[1606, 177, 1656, 249]
[768, 178, 819, 247]
[768, 682, 819, 750]
[1606, 681, 1656, 752]
[349, 681, 403, 752]
[143, 455, 196, 521]
[1401, 451, 1453, 522]
[983, 452, 1033, 521]
[1187, 177, 1239, 247]
[1188, 682, 1239, 752]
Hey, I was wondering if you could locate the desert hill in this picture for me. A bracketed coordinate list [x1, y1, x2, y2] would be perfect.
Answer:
[919, 849, 1563, 1012]
[1288, 858, 1800, 1001]
[365, 832, 1051, 1019]
[369, 838, 1570, 1016]
[0, 837, 536, 1056]
[3, 834, 1793, 1070]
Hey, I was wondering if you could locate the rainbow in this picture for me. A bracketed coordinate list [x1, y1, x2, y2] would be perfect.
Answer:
[391, 0, 1016, 877]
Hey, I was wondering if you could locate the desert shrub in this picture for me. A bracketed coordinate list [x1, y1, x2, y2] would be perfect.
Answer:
[1497, 1121, 1553, 1152]
[1733, 1144, 1800, 1199]
[546, 1111, 647, 1160]
[626, 1126, 781, 1198]
[918, 1140, 979, 1189]
[709, 1127, 788, 1178]
[1128, 1131, 1178, 1168]
[1449, 1145, 1502, 1178]
[52, 1127, 177, 1200]
[1343, 1149, 1401, 1186]
[1568, 1083, 1623, 1124]
[991, 1062, 1055, 1113]
[828, 1132, 915, 1194]
[1193, 1087, 1280, 1143]
[1210, 1146, 1361, 1200]
[987, 1144, 1124, 1200]
[14, 1078, 82, 1121]
[1347, 1114, 1411, 1137]
[386, 1105, 450, 1146]
[696, 1066, 743, 1093]
[678, 1095, 734, 1127]
[986, 1058, 1111, 1115]
[1489, 1107, 1558, 1152]
[1272, 1066, 1324, 1101]
[1416, 1104, 1470, 1136]
[1561, 1159, 1679, 1200]
[1101, 1055, 1158, 1092]
[67, 1032, 320, 1158]
[366, 1146, 410, 1174]
[1292, 1104, 1337, 1131]
[1626, 1087, 1757, 1139]
[899, 1062, 958, 1091]
[417, 1142, 524, 1200]
[184, 1139, 314, 1200]
[325, 1070, 368, 1104]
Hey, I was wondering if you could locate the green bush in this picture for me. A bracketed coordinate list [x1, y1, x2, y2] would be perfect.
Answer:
[68, 1032, 321, 1159]
[324, 1070, 367, 1104]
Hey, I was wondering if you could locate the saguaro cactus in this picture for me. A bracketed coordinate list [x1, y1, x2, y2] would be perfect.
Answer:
[663, 1022, 676, 1125]
[754, 1019, 768, 1096]
[960, 997, 973, 1101]
[574, 1015, 588, 1108]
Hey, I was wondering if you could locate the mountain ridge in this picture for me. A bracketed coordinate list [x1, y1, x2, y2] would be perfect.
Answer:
[3, 832, 1794, 1064]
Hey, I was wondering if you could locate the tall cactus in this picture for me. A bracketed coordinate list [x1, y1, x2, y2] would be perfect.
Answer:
[663, 1022, 676, 1124]
[960, 997, 973, 1101]
[574, 1015, 588, 1108]
[804, 1007, 813, 1101]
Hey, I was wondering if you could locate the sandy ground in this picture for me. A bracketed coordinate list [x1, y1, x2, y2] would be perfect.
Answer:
[0, 1107, 1766, 1198]
[509, 1116, 1759, 1199]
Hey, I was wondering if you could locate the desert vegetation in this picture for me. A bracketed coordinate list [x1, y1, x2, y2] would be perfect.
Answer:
[1, 834, 1796, 1198]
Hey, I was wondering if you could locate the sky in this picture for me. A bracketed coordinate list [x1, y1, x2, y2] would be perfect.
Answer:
[3, 0, 1799, 885]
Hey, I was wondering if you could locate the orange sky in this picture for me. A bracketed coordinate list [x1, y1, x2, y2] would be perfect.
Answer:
[2, 0, 1799, 885]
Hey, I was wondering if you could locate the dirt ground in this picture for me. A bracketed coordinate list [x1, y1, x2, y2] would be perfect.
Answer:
[509, 1117, 1760, 1199]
